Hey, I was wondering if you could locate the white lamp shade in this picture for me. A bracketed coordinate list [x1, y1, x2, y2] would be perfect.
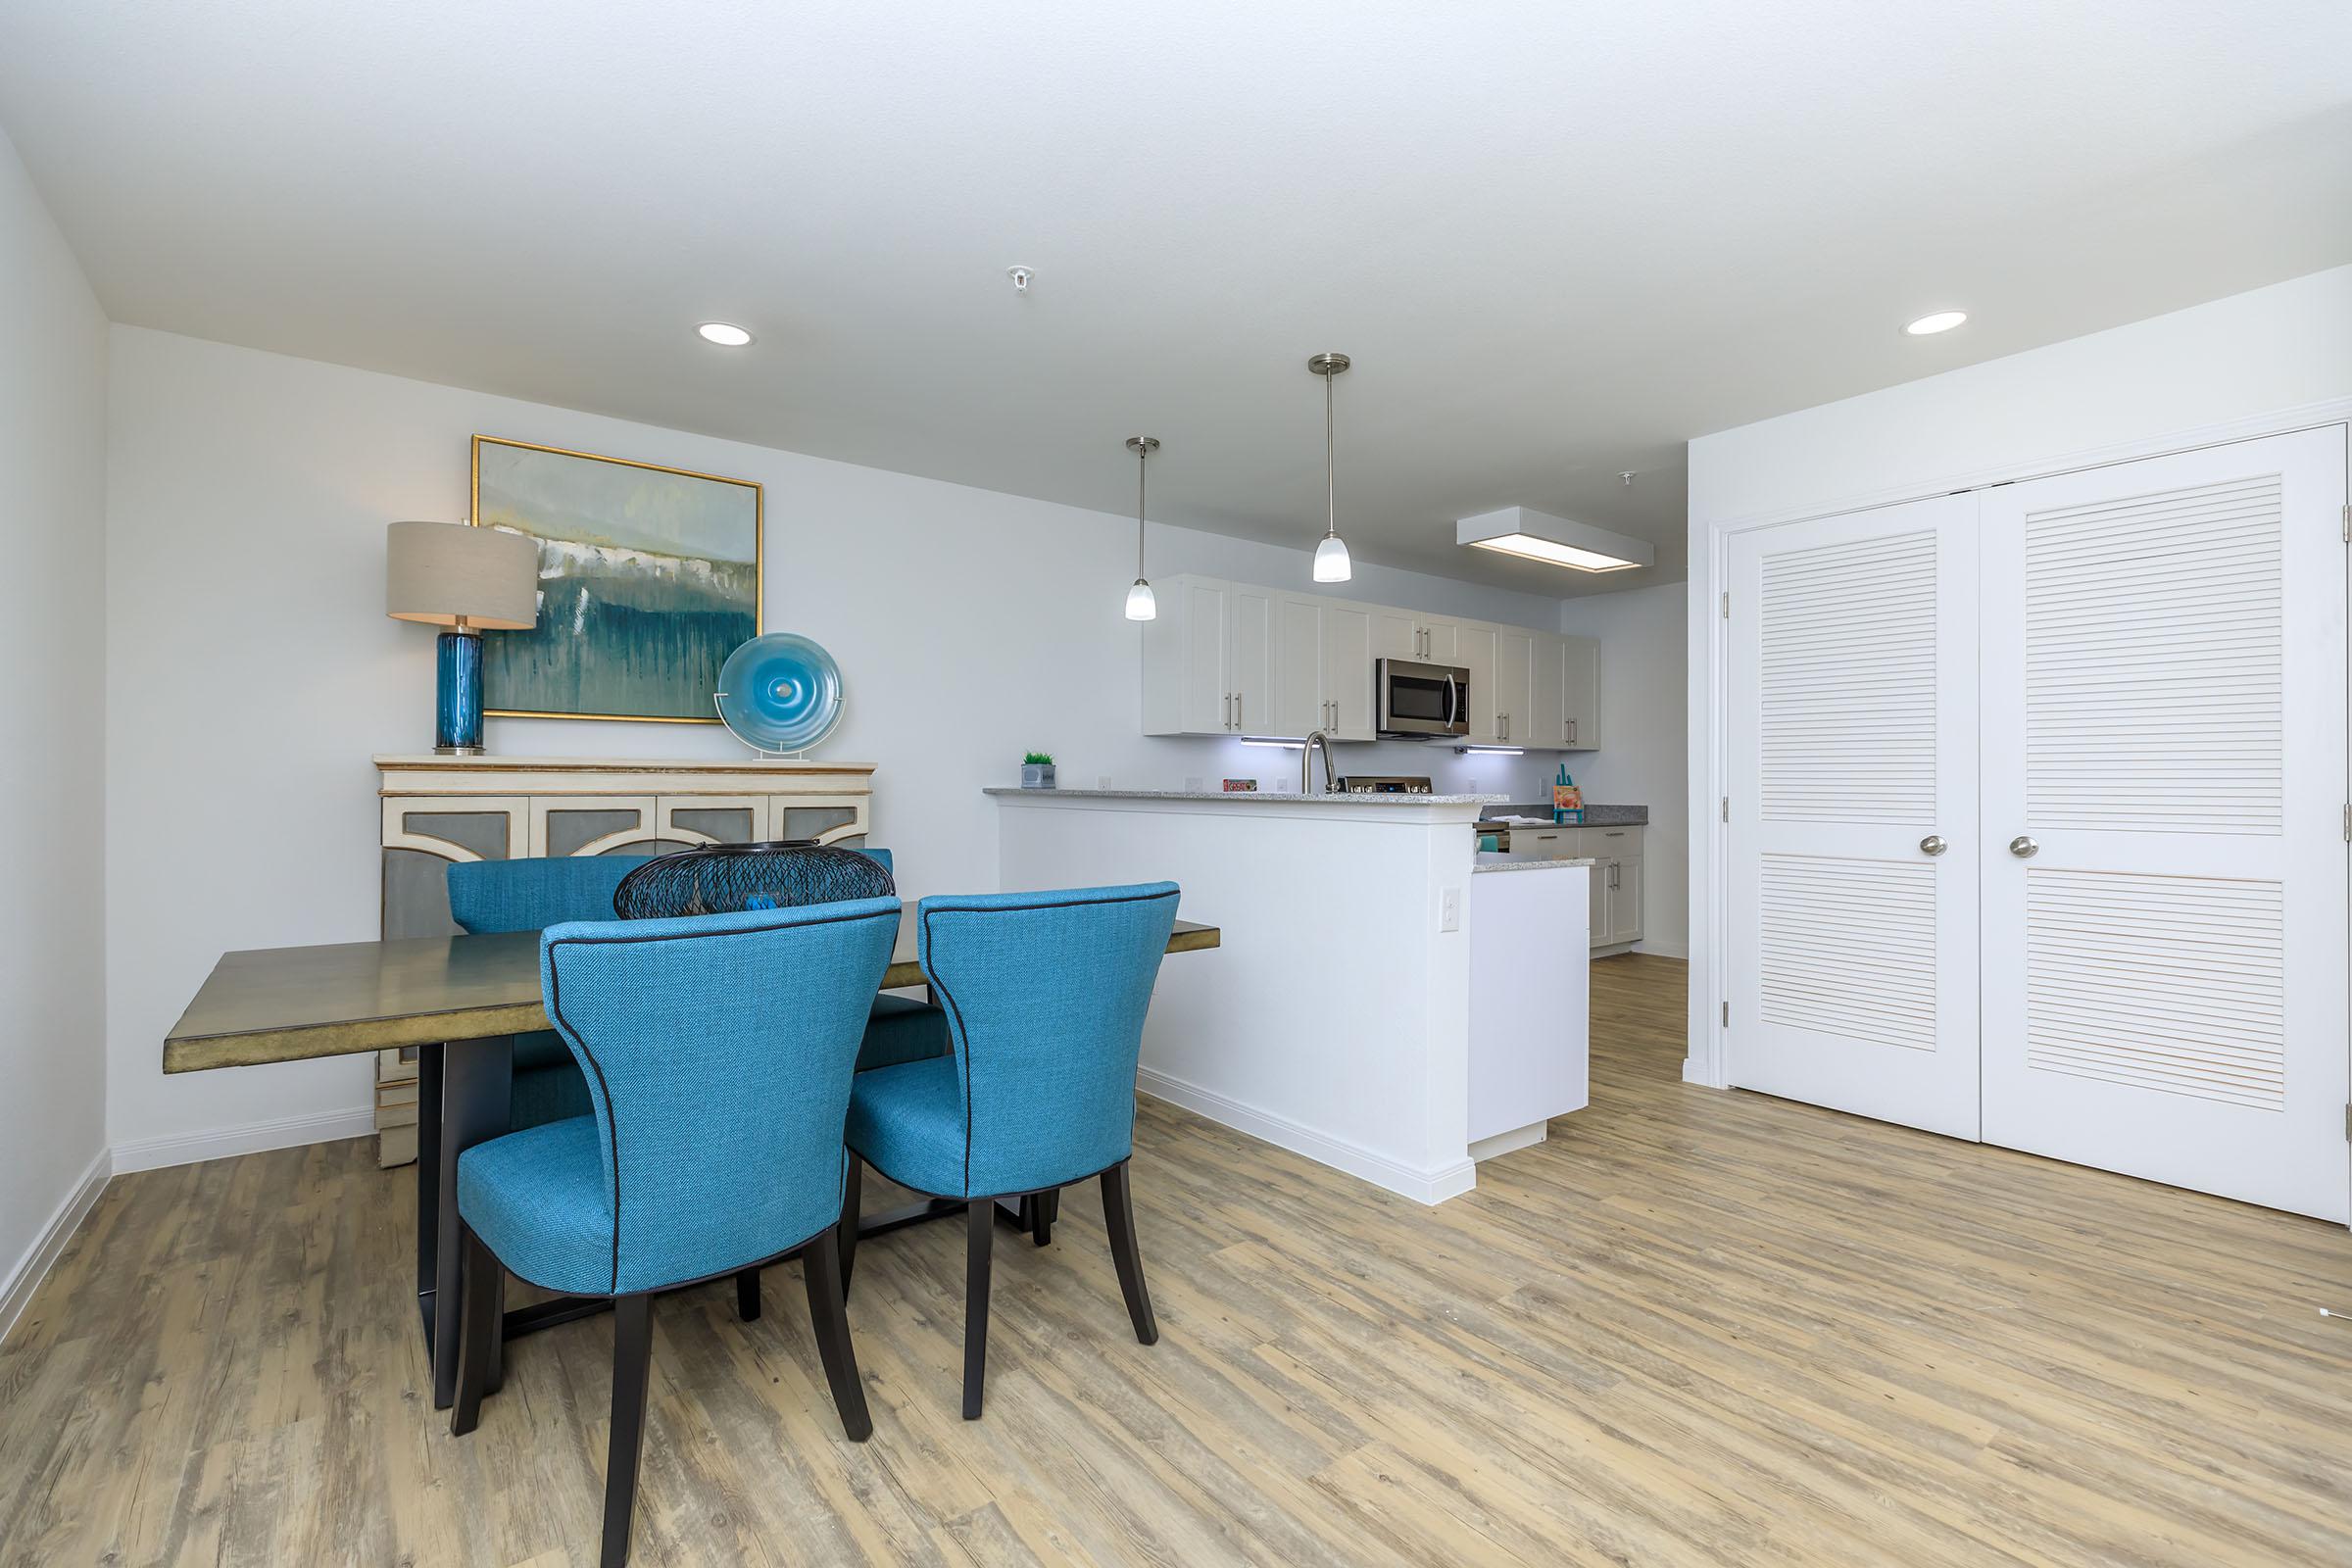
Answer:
[1124, 578, 1158, 621]
[386, 520, 540, 628]
[1312, 534, 1352, 583]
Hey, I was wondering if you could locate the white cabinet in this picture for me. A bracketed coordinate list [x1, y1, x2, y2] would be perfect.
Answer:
[1528, 633, 1564, 748]
[1560, 634, 1599, 749]
[1451, 621, 1499, 743]
[1414, 617, 1457, 663]
[1468, 864, 1592, 1150]
[1231, 583, 1274, 736]
[1273, 594, 1326, 738]
[1145, 574, 1592, 748]
[1321, 601, 1376, 740]
[1588, 824, 1642, 949]
[1495, 628, 1533, 746]
[1272, 594, 1377, 740]
[1143, 576, 1276, 736]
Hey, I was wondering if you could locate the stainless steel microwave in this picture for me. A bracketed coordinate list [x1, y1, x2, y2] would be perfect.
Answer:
[1376, 658, 1471, 739]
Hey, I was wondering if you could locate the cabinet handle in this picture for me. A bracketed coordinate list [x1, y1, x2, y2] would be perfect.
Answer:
[1223, 693, 1233, 729]
[1236, 692, 1244, 728]
[1610, 861, 1620, 890]
[1568, 718, 1576, 744]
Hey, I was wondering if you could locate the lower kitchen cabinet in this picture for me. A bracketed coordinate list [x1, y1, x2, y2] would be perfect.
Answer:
[1587, 824, 1642, 950]
[1482, 823, 1643, 951]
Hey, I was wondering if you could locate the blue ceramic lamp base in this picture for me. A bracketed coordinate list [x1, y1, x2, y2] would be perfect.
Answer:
[435, 627, 487, 755]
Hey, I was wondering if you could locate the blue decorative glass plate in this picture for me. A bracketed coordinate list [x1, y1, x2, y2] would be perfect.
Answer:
[714, 633, 844, 755]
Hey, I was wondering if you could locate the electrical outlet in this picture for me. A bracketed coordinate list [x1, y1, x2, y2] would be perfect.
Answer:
[1097, 774, 1111, 790]
[1439, 886, 1462, 933]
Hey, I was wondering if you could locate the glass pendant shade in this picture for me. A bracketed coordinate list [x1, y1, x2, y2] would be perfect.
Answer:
[1312, 534, 1352, 582]
[1125, 578, 1158, 620]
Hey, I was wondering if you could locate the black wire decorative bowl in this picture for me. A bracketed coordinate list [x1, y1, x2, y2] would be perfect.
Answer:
[611, 841, 896, 920]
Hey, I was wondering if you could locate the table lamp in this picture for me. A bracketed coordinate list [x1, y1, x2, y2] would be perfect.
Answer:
[385, 520, 539, 754]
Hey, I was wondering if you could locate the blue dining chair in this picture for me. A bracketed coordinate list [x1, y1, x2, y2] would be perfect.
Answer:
[839, 881, 1180, 1418]
[846, 849, 955, 1075]
[449, 898, 901, 1568]
[447, 855, 654, 1130]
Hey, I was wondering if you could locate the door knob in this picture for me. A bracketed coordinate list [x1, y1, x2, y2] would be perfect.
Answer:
[2009, 835, 2038, 858]
[1919, 835, 1946, 856]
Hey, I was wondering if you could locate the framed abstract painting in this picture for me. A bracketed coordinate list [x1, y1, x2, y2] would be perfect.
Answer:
[469, 436, 762, 722]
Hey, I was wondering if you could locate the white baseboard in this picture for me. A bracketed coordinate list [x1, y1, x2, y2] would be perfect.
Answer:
[1137, 1067, 1477, 1205]
[110, 1105, 376, 1175]
[1, 1147, 112, 1347]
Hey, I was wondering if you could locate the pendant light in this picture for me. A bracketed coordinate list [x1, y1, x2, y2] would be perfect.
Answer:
[1307, 353, 1352, 582]
[1124, 435, 1159, 621]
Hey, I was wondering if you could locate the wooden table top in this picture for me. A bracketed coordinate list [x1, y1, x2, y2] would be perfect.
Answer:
[163, 903, 1220, 1073]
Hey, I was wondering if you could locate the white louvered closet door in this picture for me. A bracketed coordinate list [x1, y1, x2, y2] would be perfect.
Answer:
[1980, 428, 2349, 1221]
[1727, 494, 1982, 1138]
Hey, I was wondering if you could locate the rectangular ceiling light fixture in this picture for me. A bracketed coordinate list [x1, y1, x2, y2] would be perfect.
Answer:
[1456, 507, 1654, 573]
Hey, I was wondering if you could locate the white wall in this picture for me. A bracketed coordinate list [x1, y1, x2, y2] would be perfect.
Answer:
[1683, 263, 2352, 1081]
[1557, 580, 1688, 956]
[104, 326, 1574, 1155]
[0, 125, 109, 1319]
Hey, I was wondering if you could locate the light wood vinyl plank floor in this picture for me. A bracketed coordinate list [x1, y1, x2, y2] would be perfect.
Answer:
[6, 955, 2352, 1565]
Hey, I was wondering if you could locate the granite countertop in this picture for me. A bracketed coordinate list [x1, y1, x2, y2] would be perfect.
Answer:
[985, 787, 1509, 806]
[1473, 856, 1599, 874]
[1481, 802, 1647, 826]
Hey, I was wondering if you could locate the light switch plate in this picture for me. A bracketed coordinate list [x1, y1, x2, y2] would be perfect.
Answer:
[1439, 886, 1462, 932]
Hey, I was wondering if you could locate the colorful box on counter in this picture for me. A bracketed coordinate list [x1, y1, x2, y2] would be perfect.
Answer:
[1552, 782, 1585, 824]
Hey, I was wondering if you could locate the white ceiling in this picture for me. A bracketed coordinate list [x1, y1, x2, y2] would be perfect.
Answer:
[3, 1, 2347, 596]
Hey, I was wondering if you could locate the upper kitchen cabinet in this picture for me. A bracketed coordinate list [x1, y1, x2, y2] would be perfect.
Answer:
[1451, 621, 1500, 743]
[1144, 573, 1593, 748]
[1561, 634, 1599, 749]
[1143, 575, 1277, 735]
[1529, 631, 1564, 748]
[1320, 600, 1376, 740]
[1495, 627, 1533, 747]
[1378, 610, 1458, 664]
[1272, 594, 1374, 740]
[1515, 632, 1599, 748]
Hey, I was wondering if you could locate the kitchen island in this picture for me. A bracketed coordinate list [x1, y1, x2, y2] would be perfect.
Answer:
[989, 787, 1591, 1202]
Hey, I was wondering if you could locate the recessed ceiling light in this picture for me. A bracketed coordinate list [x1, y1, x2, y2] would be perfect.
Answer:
[1456, 507, 1654, 574]
[1905, 311, 1967, 336]
[697, 321, 754, 347]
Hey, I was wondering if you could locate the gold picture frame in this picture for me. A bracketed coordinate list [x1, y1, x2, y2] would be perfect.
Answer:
[468, 435, 764, 724]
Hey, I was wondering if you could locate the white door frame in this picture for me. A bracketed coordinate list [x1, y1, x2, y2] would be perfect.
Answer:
[1690, 397, 2352, 1191]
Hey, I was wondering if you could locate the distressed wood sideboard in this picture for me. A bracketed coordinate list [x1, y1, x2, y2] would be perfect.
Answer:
[370, 754, 877, 1165]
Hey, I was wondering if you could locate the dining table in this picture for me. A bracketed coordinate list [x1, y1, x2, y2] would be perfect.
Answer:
[163, 901, 1221, 1410]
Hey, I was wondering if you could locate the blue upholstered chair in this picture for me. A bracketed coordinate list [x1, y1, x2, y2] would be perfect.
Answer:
[449, 899, 901, 1568]
[848, 849, 955, 1073]
[447, 855, 654, 1130]
[840, 882, 1180, 1418]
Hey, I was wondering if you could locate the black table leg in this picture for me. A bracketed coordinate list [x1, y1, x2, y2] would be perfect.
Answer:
[432, 1034, 512, 1410]
[415, 1043, 443, 1346]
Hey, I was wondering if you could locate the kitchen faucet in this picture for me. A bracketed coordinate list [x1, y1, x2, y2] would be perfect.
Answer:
[1300, 729, 1338, 796]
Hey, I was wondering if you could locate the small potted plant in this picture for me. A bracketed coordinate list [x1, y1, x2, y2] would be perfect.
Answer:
[1020, 751, 1057, 790]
